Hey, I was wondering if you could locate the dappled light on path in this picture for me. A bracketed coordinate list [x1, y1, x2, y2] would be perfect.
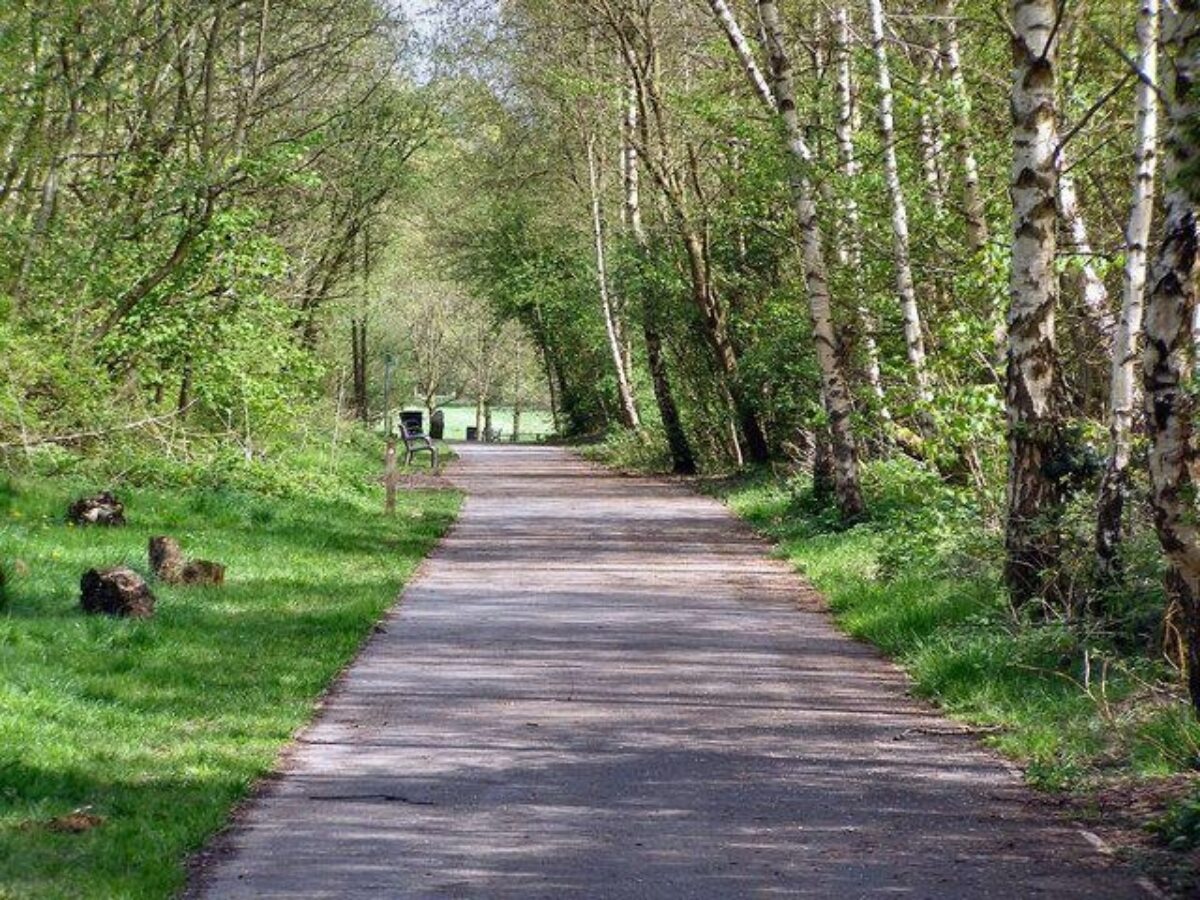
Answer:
[192, 446, 1142, 898]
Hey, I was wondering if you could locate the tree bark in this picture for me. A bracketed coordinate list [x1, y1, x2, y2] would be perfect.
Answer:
[622, 81, 696, 474]
[868, 0, 931, 403]
[1144, 0, 1200, 712]
[585, 131, 641, 431]
[833, 6, 888, 414]
[756, 0, 865, 519]
[936, 0, 989, 252]
[1005, 0, 1063, 606]
[1096, 0, 1159, 579]
[916, 49, 949, 213]
[1058, 162, 1115, 347]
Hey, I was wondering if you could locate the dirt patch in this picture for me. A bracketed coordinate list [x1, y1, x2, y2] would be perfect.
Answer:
[1063, 774, 1200, 895]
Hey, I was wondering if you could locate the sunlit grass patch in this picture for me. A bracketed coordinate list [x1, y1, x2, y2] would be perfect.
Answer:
[0, 461, 459, 898]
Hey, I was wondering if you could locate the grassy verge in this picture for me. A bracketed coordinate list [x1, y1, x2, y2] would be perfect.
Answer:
[586, 436, 1200, 891]
[0, 435, 459, 898]
[435, 405, 554, 442]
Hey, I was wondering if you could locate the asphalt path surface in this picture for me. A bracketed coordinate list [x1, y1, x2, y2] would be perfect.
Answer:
[192, 444, 1145, 898]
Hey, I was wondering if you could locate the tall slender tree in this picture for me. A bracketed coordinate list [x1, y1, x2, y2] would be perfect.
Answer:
[713, 0, 865, 519]
[868, 0, 930, 403]
[1005, 0, 1063, 605]
[1096, 0, 1160, 578]
[1143, 0, 1200, 711]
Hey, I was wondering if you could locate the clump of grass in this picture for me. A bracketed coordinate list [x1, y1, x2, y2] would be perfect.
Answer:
[577, 428, 674, 474]
[0, 439, 459, 898]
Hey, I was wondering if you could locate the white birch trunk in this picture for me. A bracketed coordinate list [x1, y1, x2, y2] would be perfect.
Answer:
[1143, 0, 1200, 710]
[868, 0, 931, 402]
[936, 0, 989, 252]
[707, 0, 775, 110]
[1058, 162, 1115, 346]
[756, 0, 865, 519]
[1005, 0, 1063, 605]
[834, 6, 888, 414]
[1096, 0, 1159, 577]
[586, 132, 641, 431]
[917, 51, 949, 212]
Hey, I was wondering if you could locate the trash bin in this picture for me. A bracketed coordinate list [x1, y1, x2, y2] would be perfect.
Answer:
[465, 426, 478, 441]
[399, 410, 424, 435]
[430, 408, 445, 440]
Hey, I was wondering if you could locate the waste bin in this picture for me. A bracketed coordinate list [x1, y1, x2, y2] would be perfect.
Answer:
[430, 408, 445, 440]
[465, 426, 478, 441]
[399, 410, 424, 435]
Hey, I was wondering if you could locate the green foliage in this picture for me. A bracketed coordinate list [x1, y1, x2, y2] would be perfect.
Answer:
[579, 428, 673, 474]
[1151, 791, 1200, 852]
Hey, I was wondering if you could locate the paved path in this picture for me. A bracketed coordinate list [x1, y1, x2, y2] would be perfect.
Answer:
[194, 445, 1145, 898]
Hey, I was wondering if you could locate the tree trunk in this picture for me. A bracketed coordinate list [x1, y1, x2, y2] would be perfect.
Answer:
[936, 0, 989, 252]
[623, 82, 697, 474]
[1096, 0, 1160, 579]
[585, 131, 641, 431]
[756, 0, 865, 520]
[833, 6, 888, 414]
[177, 361, 192, 421]
[1144, 0, 1200, 713]
[541, 342, 561, 434]
[1005, 0, 1063, 606]
[512, 346, 523, 442]
[351, 319, 368, 425]
[868, 0, 931, 403]
[1058, 162, 1115, 348]
[916, 50, 949, 213]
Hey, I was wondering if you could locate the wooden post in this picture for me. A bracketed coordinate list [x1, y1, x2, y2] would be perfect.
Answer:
[384, 439, 397, 515]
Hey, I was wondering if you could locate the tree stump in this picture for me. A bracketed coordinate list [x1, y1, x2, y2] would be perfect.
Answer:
[179, 560, 225, 586]
[148, 536, 185, 581]
[80, 567, 155, 618]
[149, 537, 225, 586]
[67, 492, 126, 527]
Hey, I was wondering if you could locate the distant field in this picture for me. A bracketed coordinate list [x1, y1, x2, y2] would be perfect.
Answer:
[399, 405, 555, 442]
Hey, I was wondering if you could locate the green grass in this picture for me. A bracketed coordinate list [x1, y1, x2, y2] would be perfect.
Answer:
[706, 465, 1200, 790]
[431, 405, 554, 442]
[0, 445, 460, 897]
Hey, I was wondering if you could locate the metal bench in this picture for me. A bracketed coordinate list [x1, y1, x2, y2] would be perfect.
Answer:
[398, 420, 439, 469]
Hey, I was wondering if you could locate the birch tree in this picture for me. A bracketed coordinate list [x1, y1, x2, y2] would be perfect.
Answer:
[707, 0, 865, 519]
[622, 81, 696, 473]
[935, 0, 988, 252]
[1143, 0, 1200, 711]
[868, 0, 930, 403]
[834, 5, 887, 413]
[1096, 0, 1159, 578]
[1058, 164, 1115, 347]
[585, 130, 642, 430]
[1005, 0, 1063, 605]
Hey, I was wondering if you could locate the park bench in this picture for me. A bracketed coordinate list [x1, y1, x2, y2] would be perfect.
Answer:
[398, 419, 439, 469]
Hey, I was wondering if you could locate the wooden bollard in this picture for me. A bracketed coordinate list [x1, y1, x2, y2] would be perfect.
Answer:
[384, 439, 397, 515]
